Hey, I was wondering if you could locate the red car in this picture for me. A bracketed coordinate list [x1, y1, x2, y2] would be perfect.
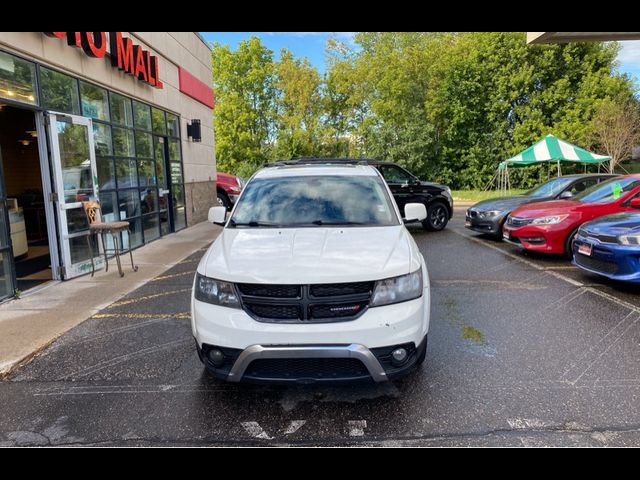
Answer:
[216, 172, 244, 210]
[503, 175, 640, 257]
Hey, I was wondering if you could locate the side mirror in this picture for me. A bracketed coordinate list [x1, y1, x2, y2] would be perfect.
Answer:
[559, 191, 574, 199]
[404, 203, 427, 223]
[629, 197, 640, 208]
[208, 206, 227, 226]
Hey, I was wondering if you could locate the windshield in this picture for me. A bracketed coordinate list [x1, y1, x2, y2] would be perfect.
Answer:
[525, 177, 575, 198]
[574, 177, 640, 204]
[230, 175, 399, 227]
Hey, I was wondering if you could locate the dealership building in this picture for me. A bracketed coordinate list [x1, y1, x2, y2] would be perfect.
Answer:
[0, 32, 216, 301]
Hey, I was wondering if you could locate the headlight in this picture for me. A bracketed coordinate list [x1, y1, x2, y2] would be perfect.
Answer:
[531, 215, 568, 225]
[370, 268, 423, 307]
[618, 234, 640, 246]
[194, 273, 241, 308]
[479, 210, 502, 219]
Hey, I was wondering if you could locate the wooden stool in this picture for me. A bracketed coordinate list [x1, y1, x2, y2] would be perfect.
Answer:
[83, 201, 138, 277]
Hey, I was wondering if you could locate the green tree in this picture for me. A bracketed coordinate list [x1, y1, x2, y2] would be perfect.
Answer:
[273, 49, 322, 159]
[212, 37, 276, 177]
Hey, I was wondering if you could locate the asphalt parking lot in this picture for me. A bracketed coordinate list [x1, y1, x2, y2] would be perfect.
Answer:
[3, 210, 640, 446]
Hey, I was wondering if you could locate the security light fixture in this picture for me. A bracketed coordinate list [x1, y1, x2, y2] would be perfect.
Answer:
[187, 119, 202, 142]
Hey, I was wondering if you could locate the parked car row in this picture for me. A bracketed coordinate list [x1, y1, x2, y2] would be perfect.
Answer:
[466, 174, 640, 284]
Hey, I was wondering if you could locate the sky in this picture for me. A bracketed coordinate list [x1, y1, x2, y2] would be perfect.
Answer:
[200, 32, 640, 84]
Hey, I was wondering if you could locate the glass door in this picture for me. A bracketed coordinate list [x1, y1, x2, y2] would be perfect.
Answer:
[0, 145, 17, 299]
[46, 113, 104, 279]
[154, 136, 171, 236]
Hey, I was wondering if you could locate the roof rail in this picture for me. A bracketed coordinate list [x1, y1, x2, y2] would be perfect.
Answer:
[265, 158, 379, 167]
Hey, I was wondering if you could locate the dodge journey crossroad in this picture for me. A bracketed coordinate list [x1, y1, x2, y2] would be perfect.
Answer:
[191, 162, 431, 384]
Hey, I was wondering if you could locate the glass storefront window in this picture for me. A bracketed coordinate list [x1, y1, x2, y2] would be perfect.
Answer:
[172, 183, 186, 230]
[152, 108, 166, 135]
[93, 123, 112, 156]
[135, 132, 153, 158]
[170, 162, 183, 184]
[141, 188, 159, 214]
[122, 218, 143, 249]
[117, 189, 141, 220]
[57, 120, 93, 203]
[133, 100, 152, 131]
[80, 82, 109, 121]
[0, 51, 37, 105]
[143, 214, 160, 243]
[138, 159, 156, 187]
[96, 156, 115, 191]
[0, 251, 15, 300]
[110, 92, 133, 126]
[116, 158, 137, 189]
[168, 138, 181, 161]
[112, 127, 135, 157]
[166, 113, 179, 138]
[154, 136, 167, 188]
[41, 67, 80, 114]
[98, 191, 119, 222]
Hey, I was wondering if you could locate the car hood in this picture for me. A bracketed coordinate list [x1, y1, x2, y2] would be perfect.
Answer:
[510, 199, 581, 218]
[581, 212, 640, 236]
[470, 195, 542, 213]
[199, 225, 421, 284]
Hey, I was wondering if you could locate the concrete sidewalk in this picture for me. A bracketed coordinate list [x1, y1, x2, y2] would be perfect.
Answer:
[0, 221, 220, 377]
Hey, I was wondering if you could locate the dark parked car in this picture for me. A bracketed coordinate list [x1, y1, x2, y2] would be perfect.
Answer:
[465, 174, 617, 238]
[271, 158, 454, 231]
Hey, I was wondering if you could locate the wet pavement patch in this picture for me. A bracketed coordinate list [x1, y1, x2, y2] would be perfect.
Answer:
[3, 218, 640, 446]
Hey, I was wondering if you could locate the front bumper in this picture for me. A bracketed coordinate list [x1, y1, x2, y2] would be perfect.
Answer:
[192, 292, 430, 383]
[502, 223, 567, 254]
[465, 211, 505, 235]
[197, 337, 428, 384]
[573, 234, 640, 283]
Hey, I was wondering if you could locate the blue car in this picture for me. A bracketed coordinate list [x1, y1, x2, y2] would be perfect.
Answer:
[573, 212, 640, 283]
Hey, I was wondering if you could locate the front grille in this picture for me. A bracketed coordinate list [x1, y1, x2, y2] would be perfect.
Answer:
[507, 216, 533, 227]
[310, 301, 369, 319]
[238, 281, 374, 323]
[245, 304, 301, 320]
[237, 283, 300, 298]
[310, 282, 373, 297]
[575, 253, 618, 274]
[244, 358, 370, 380]
[579, 228, 618, 244]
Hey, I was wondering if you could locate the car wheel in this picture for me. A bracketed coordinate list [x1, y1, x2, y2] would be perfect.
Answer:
[423, 202, 449, 231]
[564, 228, 579, 259]
[217, 191, 231, 210]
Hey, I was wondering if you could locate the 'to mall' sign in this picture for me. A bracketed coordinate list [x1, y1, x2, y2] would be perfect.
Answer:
[44, 32, 164, 89]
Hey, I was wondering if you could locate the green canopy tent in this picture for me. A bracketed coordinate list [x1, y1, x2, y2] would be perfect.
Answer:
[492, 134, 611, 192]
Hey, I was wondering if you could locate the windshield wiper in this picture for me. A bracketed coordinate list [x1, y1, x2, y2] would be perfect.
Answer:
[229, 219, 282, 228]
[308, 220, 367, 226]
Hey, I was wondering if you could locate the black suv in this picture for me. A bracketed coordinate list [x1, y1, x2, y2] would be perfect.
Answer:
[270, 158, 454, 231]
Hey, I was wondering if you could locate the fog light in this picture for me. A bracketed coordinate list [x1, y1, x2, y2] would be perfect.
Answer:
[208, 348, 225, 367]
[391, 348, 408, 366]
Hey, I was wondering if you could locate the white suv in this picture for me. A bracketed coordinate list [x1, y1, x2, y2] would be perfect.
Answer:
[191, 162, 431, 384]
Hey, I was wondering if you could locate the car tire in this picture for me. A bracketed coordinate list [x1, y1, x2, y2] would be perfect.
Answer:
[564, 228, 579, 259]
[423, 202, 449, 231]
[217, 191, 231, 210]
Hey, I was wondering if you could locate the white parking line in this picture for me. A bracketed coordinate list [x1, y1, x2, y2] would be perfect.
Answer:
[347, 420, 367, 437]
[241, 422, 273, 440]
